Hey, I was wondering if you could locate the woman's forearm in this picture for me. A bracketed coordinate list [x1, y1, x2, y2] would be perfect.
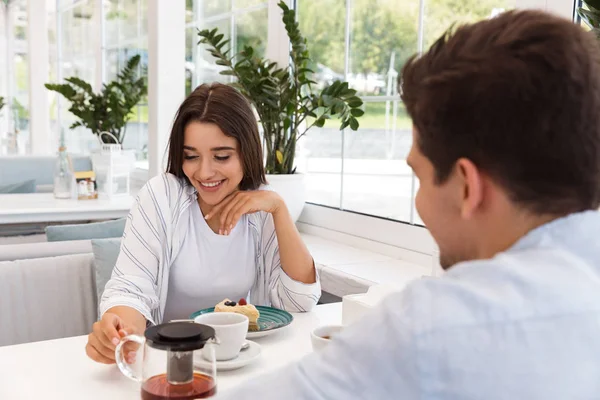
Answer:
[272, 203, 316, 284]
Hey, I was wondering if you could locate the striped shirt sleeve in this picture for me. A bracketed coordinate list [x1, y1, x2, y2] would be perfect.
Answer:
[99, 177, 171, 324]
[261, 212, 321, 312]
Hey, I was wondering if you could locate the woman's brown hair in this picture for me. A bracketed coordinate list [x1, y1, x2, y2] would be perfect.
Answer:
[166, 83, 267, 191]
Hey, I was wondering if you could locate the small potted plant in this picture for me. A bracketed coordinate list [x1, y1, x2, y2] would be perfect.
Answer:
[198, 1, 363, 220]
[45, 55, 147, 197]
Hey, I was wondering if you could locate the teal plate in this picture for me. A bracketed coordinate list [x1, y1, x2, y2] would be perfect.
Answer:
[190, 306, 293, 338]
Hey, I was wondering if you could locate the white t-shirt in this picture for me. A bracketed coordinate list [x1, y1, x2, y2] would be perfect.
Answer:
[162, 202, 256, 321]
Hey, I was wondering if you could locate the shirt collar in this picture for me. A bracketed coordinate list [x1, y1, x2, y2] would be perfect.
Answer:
[509, 210, 600, 253]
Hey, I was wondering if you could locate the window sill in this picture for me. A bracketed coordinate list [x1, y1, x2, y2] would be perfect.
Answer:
[301, 232, 433, 298]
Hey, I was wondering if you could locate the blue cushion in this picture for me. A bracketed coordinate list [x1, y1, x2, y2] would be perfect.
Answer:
[45, 218, 126, 242]
[91, 238, 121, 302]
[0, 179, 36, 194]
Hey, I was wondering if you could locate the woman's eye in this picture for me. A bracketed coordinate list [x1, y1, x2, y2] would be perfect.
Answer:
[184, 155, 198, 160]
[215, 155, 230, 162]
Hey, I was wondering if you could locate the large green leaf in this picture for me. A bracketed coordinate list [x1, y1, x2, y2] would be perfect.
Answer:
[351, 108, 365, 117]
[347, 96, 364, 108]
[65, 77, 94, 95]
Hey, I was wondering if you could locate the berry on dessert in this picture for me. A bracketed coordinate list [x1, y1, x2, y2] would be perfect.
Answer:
[215, 298, 260, 330]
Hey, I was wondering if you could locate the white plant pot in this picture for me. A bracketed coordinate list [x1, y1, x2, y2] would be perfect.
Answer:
[266, 173, 306, 222]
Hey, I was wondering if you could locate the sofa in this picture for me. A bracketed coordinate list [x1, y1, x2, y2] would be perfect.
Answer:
[0, 154, 93, 193]
[0, 240, 98, 347]
[0, 213, 132, 346]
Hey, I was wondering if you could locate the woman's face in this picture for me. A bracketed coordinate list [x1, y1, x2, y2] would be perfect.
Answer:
[182, 121, 244, 208]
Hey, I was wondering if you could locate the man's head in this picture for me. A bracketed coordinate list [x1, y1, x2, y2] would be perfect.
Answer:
[402, 10, 600, 269]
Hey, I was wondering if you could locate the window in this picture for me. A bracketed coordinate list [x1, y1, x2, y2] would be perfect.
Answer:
[298, 0, 514, 225]
[575, 0, 585, 26]
[48, 0, 58, 151]
[185, 0, 268, 96]
[53, 0, 98, 154]
[104, 0, 149, 161]
[0, 0, 29, 155]
[48, 0, 148, 159]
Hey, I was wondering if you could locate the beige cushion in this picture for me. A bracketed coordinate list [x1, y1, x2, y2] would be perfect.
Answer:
[0, 253, 97, 347]
[0, 240, 92, 262]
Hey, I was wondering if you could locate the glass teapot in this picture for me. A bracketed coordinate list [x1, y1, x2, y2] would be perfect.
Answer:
[115, 321, 219, 399]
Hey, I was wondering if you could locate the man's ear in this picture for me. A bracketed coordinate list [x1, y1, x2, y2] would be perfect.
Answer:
[455, 158, 484, 219]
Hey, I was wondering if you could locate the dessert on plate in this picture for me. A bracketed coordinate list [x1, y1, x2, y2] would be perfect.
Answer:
[215, 298, 260, 331]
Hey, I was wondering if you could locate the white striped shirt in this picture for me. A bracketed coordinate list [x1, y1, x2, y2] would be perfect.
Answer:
[99, 173, 321, 324]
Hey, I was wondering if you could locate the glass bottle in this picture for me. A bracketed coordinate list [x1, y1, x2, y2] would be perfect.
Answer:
[53, 131, 75, 199]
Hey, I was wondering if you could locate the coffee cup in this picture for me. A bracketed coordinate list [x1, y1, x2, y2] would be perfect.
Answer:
[194, 312, 249, 361]
[311, 324, 343, 351]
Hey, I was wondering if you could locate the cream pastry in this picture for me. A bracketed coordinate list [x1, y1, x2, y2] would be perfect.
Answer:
[215, 298, 260, 330]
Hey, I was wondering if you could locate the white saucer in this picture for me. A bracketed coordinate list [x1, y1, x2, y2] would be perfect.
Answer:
[194, 340, 261, 371]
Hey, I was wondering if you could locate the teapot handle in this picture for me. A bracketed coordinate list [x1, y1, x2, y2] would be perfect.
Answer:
[115, 334, 145, 382]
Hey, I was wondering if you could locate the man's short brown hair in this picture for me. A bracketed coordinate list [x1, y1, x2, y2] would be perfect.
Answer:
[401, 10, 600, 214]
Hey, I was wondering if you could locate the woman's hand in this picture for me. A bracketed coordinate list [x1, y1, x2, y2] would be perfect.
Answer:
[207, 189, 316, 285]
[205, 190, 284, 235]
[85, 307, 145, 364]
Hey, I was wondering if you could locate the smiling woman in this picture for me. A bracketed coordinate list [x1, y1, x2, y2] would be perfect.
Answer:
[166, 84, 266, 192]
[182, 128, 243, 201]
[86, 83, 321, 366]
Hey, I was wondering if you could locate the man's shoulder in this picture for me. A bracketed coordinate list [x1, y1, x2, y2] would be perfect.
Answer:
[397, 249, 600, 335]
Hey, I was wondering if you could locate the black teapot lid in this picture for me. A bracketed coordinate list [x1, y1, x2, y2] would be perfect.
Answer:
[145, 322, 216, 351]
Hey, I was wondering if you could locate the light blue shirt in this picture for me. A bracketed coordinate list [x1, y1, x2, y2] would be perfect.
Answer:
[216, 211, 600, 399]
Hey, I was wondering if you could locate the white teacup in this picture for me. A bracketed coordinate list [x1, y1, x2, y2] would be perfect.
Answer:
[194, 312, 249, 361]
[311, 324, 343, 352]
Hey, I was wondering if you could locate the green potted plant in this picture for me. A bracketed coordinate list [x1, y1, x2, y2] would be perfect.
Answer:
[45, 54, 147, 146]
[198, 1, 363, 220]
[45, 55, 147, 198]
[578, 0, 600, 39]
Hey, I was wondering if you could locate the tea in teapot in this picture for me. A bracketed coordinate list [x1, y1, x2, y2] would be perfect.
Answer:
[116, 322, 218, 399]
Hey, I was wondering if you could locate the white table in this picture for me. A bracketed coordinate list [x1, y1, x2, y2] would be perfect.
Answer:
[0, 193, 134, 224]
[0, 303, 342, 399]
